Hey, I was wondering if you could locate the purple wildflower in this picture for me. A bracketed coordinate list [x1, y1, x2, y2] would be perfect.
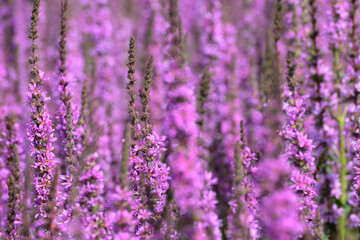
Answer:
[108, 186, 138, 239]
[26, 1, 57, 231]
[78, 153, 109, 239]
[256, 157, 304, 240]
[161, 1, 222, 238]
[129, 132, 169, 238]
[228, 123, 259, 239]
[27, 69, 57, 221]
[280, 53, 317, 232]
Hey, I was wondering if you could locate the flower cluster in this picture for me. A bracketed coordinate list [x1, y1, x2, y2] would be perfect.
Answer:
[108, 186, 138, 239]
[280, 53, 317, 231]
[27, 69, 57, 220]
[78, 153, 109, 239]
[129, 132, 169, 237]
[228, 125, 259, 239]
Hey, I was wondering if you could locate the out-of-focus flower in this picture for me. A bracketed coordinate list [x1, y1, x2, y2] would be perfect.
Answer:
[256, 157, 304, 240]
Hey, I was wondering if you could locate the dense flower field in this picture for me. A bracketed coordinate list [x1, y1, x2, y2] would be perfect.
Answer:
[1, 0, 360, 239]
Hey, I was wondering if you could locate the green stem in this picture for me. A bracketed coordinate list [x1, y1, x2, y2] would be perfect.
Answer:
[337, 106, 347, 240]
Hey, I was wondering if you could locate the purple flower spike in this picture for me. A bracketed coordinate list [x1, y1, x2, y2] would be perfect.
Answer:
[280, 53, 317, 234]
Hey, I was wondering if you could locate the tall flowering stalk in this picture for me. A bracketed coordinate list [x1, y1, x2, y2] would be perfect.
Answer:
[228, 121, 259, 239]
[197, 69, 231, 239]
[109, 123, 137, 239]
[195, 70, 222, 240]
[235, 0, 276, 157]
[76, 77, 110, 238]
[308, 0, 328, 132]
[261, 0, 284, 157]
[0, 0, 24, 231]
[198, 3, 242, 236]
[76, 76, 109, 240]
[305, 1, 337, 237]
[56, 0, 79, 219]
[6, 175, 17, 238]
[80, 0, 119, 193]
[4, 115, 22, 238]
[354, 117, 360, 198]
[345, 3, 360, 228]
[327, 1, 350, 238]
[126, 41, 170, 238]
[27, 0, 57, 229]
[350, 0, 360, 233]
[127, 36, 138, 138]
[161, 0, 221, 238]
[258, 34, 284, 158]
[129, 132, 169, 238]
[348, 0, 360, 105]
[0, 117, 10, 237]
[280, 53, 317, 233]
